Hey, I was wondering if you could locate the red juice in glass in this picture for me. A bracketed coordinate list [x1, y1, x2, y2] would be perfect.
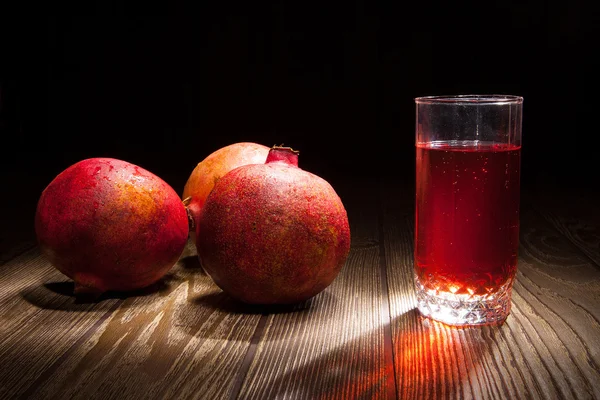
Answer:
[414, 94, 523, 326]
[415, 141, 521, 297]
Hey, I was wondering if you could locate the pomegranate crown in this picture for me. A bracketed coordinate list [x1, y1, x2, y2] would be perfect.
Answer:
[266, 145, 300, 167]
[272, 144, 300, 154]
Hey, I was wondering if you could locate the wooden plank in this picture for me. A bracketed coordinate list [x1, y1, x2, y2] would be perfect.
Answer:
[381, 182, 600, 399]
[0, 240, 36, 265]
[0, 240, 262, 400]
[237, 180, 395, 399]
[528, 189, 600, 269]
[3, 179, 598, 399]
[0, 248, 124, 399]
[0, 196, 38, 266]
[511, 202, 600, 398]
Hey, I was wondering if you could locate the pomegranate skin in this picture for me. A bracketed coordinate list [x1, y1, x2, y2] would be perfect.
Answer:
[35, 158, 189, 294]
[182, 142, 269, 235]
[196, 147, 351, 305]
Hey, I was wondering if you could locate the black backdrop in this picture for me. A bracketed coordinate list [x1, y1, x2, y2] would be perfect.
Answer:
[1, 3, 598, 241]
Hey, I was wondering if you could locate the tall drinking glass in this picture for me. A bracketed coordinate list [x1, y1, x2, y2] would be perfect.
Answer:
[414, 95, 523, 326]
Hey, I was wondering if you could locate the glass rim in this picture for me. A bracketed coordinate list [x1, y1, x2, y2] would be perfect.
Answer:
[415, 94, 523, 105]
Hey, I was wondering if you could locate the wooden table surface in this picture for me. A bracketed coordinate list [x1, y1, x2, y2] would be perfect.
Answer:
[1, 179, 599, 400]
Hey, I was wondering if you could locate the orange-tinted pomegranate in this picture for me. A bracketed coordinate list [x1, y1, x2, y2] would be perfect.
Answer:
[182, 142, 269, 235]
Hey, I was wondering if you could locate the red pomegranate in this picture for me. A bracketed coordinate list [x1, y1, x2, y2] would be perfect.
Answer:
[35, 158, 189, 295]
[196, 146, 351, 304]
[182, 142, 270, 237]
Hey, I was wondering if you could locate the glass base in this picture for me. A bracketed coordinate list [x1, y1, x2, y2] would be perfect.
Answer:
[414, 275, 513, 327]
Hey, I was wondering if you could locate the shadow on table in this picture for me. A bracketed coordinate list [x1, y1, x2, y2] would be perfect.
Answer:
[19, 269, 188, 312]
[391, 310, 501, 398]
[19, 238, 204, 312]
[178, 254, 203, 270]
[172, 289, 339, 343]
[190, 291, 328, 315]
[253, 308, 501, 399]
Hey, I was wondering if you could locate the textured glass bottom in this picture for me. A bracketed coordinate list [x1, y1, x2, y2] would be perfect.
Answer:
[414, 275, 513, 326]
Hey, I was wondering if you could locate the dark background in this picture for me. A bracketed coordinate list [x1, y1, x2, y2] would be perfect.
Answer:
[1, 3, 598, 248]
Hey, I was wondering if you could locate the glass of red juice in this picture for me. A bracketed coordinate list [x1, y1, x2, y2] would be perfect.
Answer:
[414, 94, 523, 326]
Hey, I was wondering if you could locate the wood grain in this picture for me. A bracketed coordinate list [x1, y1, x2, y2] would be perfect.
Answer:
[0, 240, 262, 400]
[0, 248, 123, 399]
[0, 201, 37, 266]
[528, 189, 600, 269]
[381, 182, 600, 400]
[236, 180, 395, 400]
[1, 180, 600, 400]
